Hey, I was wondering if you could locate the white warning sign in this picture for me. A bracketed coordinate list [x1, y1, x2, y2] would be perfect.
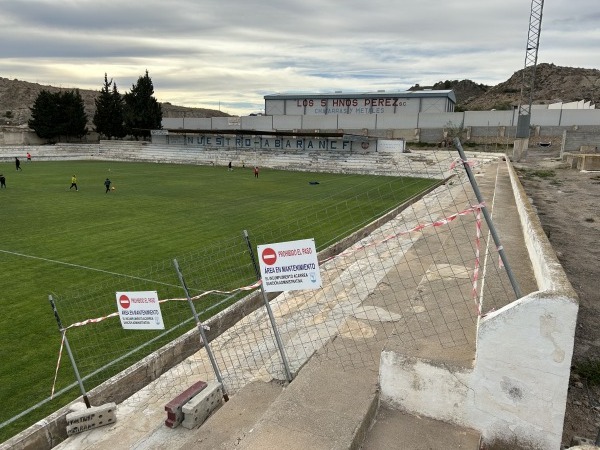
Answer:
[257, 239, 322, 292]
[116, 291, 165, 330]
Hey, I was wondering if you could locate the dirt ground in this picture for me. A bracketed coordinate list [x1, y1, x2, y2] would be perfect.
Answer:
[512, 148, 600, 448]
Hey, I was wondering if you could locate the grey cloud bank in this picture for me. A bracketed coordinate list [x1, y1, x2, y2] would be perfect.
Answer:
[0, 0, 598, 116]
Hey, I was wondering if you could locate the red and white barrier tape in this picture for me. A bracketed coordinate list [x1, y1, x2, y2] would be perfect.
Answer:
[472, 209, 483, 315]
[449, 157, 478, 170]
[64, 279, 263, 330]
[66, 312, 120, 329]
[321, 202, 485, 264]
[51, 279, 263, 395]
[51, 331, 66, 399]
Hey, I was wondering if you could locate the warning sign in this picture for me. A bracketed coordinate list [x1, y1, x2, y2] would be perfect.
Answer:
[257, 239, 322, 293]
[116, 291, 164, 330]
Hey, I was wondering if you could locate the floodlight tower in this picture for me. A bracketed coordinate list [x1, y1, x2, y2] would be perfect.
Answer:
[516, 0, 544, 138]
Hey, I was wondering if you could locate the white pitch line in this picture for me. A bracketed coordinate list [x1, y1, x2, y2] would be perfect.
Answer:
[0, 248, 180, 288]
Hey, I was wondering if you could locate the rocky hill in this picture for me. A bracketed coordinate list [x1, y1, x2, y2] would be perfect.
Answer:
[1, 63, 598, 129]
[0, 77, 230, 127]
[411, 63, 600, 111]
[410, 79, 490, 108]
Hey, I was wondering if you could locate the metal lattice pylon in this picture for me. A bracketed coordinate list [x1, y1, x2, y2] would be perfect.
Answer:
[516, 0, 544, 138]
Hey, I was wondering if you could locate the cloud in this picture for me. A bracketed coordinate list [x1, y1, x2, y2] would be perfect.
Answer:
[0, 0, 597, 115]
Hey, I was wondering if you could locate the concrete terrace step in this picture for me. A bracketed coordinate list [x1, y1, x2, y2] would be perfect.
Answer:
[362, 406, 481, 450]
[1, 143, 473, 181]
[173, 352, 480, 450]
[237, 360, 379, 450]
[176, 381, 283, 449]
[173, 352, 380, 450]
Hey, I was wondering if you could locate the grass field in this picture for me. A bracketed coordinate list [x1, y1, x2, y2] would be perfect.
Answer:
[0, 159, 437, 442]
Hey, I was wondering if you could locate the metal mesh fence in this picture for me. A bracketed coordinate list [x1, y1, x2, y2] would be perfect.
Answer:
[1, 148, 520, 442]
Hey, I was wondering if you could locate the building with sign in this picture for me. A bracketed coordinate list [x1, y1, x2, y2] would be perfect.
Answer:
[264, 90, 456, 116]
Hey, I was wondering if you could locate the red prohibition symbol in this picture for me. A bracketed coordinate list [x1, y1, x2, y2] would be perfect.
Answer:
[261, 247, 277, 266]
[119, 294, 131, 309]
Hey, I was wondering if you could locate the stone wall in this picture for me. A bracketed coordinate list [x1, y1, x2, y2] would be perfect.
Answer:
[561, 126, 600, 154]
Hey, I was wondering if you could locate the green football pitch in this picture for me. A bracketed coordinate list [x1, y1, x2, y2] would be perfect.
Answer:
[0, 159, 437, 441]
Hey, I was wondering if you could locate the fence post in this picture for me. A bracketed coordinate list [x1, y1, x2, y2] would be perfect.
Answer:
[453, 138, 522, 299]
[172, 259, 229, 401]
[49, 295, 91, 408]
[243, 230, 293, 382]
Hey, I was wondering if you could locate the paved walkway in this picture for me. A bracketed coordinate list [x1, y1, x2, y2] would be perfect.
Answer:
[55, 157, 537, 450]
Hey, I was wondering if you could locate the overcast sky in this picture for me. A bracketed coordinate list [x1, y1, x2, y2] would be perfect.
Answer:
[1, 0, 598, 116]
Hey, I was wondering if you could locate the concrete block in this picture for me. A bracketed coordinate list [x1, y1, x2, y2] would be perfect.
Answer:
[580, 154, 600, 170]
[164, 380, 208, 428]
[181, 382, 224, 429]
[65, 403, 117, 436]
[566, 154, 580, 168]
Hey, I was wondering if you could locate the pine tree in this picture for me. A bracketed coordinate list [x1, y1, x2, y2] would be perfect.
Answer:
[93, 74, 126, 140]
[123, 70, 163, 140]
[110, 82, 126, 139]
[28, 90, 87, 142]
[62, 90, 88, 140]
[29, 90, 58, 140]
[93, 74, 114, 139]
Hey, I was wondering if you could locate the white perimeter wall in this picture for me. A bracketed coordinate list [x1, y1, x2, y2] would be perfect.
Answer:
[273, 115, 302, 130]
[379, 160, 578, 450]
[162, 109, 600, 131]
[301, 115, 338, 130]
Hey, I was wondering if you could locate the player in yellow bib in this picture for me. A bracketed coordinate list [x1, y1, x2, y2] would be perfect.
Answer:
[69, 175, 78, 191]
